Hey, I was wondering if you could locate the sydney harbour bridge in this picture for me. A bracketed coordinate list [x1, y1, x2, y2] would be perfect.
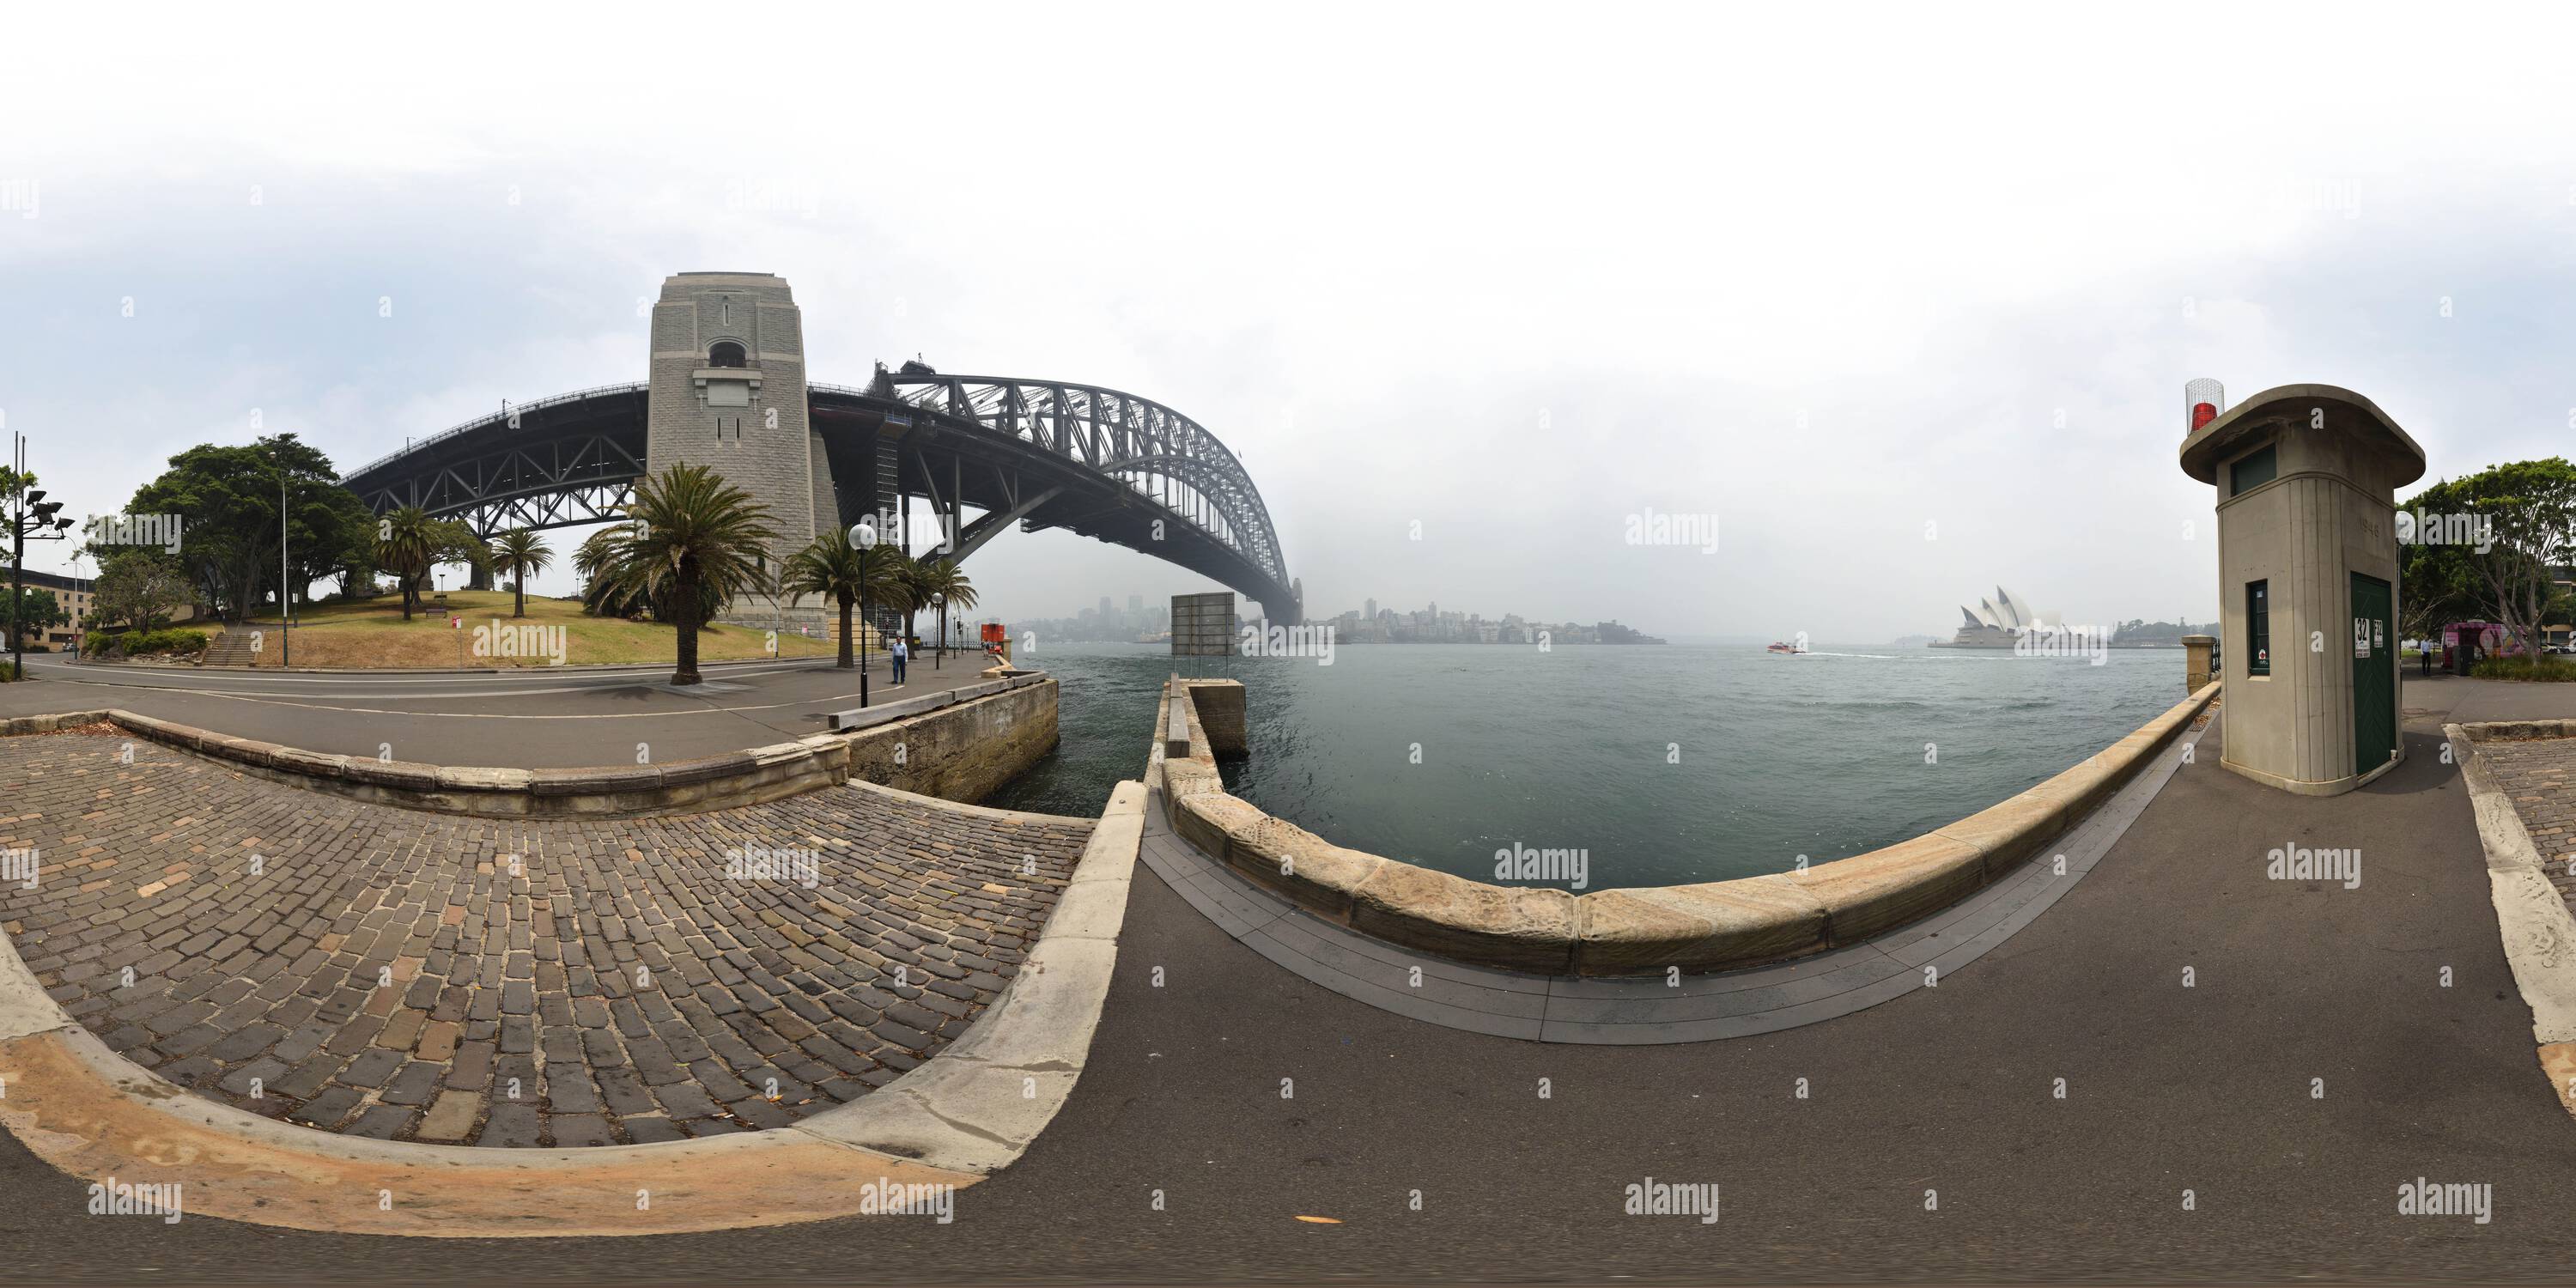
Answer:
[337, 273, 1298, 625]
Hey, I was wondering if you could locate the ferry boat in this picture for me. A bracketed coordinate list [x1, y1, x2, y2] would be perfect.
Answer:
[1765, 641, 1806, 654]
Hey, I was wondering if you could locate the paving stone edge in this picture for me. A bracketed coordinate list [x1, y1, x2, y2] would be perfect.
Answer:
[2446, 720, 2576, 1120]
[0, 689, 1050, 819]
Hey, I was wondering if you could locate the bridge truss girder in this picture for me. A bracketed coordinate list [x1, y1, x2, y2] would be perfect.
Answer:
[881, 374, 1286, 592]
[343, 374, 1298, 623]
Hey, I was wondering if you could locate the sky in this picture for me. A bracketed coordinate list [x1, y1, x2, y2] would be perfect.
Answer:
[6, 3, 2576, 642]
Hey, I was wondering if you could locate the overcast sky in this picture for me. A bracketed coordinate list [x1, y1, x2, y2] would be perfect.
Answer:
[7, 4, 2574, 641]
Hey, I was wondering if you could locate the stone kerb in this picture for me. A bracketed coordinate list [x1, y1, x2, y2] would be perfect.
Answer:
[2445, 721, 2576, 1119]
[15, 679, 1053, 820]
[1154, 677, 2221, 977]
[90, 710, 846, 819]
[2454, 719, 2576, 744]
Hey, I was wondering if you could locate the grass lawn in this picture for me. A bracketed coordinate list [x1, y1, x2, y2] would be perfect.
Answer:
[234, 591, 846, 669]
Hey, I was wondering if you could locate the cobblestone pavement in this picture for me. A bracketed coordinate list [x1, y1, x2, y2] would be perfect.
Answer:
[0, 727, 1091, 1147]
[2477, 734, 2576, 916]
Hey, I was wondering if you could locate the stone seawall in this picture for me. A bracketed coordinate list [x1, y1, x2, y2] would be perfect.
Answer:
[846, 677, 1060, 803]
[1151, 676, 2221, 976]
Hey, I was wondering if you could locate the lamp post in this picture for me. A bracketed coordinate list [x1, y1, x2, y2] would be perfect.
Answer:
[9, 433, 72, 677]
[849, 520, 876, 708]
[272, 449, 292, 668]
[932, 592, 944, 671]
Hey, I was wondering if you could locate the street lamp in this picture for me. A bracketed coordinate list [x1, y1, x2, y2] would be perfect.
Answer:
[849, 520, 876, 708]
[270, 448, 293, 668]
[9, 434, 74, 676]
[932, 592, 945, 671]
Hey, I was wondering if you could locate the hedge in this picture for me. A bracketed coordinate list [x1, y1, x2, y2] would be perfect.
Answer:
[2471, 654, 2576, 683]
[83, 628, 211, 659]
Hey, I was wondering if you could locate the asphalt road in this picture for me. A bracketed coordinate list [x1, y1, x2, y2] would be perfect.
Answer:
[0, 653, 996, 767]
[2, 689, 2570, 1282]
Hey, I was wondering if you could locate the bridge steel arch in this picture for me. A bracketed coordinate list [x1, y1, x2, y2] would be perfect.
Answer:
[338, 373, 1298, 624]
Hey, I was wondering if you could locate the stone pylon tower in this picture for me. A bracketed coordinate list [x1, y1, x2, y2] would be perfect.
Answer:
[643, 272, 829, 623]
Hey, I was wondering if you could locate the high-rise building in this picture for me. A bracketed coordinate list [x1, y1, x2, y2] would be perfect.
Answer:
[1365, 598, 1377, 621]
[1128, 594, 1144, 615]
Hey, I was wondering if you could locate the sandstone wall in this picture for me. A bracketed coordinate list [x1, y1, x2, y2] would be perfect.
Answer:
[847, 678, 1059, 804]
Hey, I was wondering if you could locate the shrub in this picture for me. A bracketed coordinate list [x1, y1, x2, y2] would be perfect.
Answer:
[2471, 654, 2576, 683]
[106, 628, 212, 658]
[0, 660, 18, 683]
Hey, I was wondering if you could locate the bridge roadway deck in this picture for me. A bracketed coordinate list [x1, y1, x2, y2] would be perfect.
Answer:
[0, 653, 996, 768]
[3, 675, 2573, 1279]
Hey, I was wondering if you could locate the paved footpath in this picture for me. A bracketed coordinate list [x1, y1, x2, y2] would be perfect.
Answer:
[4, 679, 2576, 1280]
[0, 726, 1090, 1148]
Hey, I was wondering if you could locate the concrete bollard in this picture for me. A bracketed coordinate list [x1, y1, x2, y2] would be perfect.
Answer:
[2182, 634, 2215, 694]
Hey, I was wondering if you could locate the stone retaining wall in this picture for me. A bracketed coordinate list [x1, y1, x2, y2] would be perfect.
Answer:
[1151, 677, 2221, 976]
[0, 677, 1059, 818]
[845, 677, 1060, 802]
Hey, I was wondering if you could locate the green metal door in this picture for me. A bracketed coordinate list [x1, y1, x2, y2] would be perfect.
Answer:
[2351, 573, 2396, 778]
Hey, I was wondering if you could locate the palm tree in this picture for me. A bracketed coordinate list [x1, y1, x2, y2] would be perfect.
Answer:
[374, 506, 439, 622]
[489, 528, 555, 618]
[915, 558, 978, 665]
[586, 464, 781, 685]
[781, 527, 913, 669]
[895, 552, 937, 655]
[574, 527, 647, 619]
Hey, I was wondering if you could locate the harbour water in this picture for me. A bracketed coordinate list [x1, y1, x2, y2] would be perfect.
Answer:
[984, 641, 2187, 891]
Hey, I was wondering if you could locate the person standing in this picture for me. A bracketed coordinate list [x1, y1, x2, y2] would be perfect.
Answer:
[890, 634, 908, 686]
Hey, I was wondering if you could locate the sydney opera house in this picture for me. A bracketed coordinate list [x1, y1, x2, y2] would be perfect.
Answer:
[1934, 586, 2057, 648]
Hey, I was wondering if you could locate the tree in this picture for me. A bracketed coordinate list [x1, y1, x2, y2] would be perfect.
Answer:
[2399, 459, 2576, 653]
[914, 558, 978, 661]
[117, 434, 374, 623]
[374, 507, 439, 622]
[488, 528, 555, 618]
[2, 586, 64, 648]
[371, 507, 485, 621]
[781, 527, 912, 670]
[585, 464, 781, 685]
[574, 528, 636, 617]
[93, 550, 189, 633]
[895, 552, 936, 651]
